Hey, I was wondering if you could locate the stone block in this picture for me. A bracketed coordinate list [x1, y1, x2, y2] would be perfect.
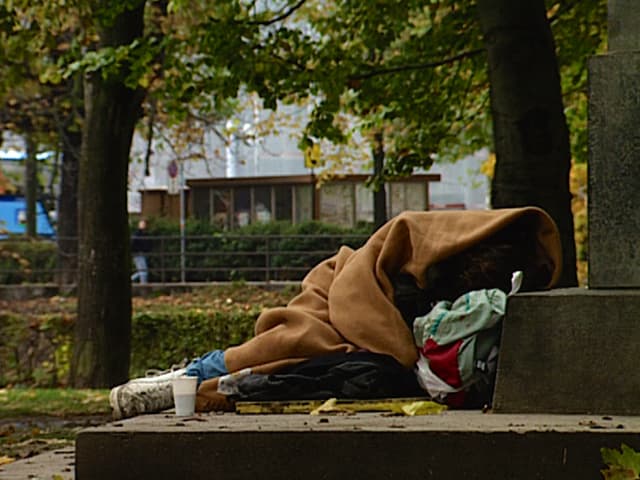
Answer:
[75, 411, 640, 480]
[493, 288, 640, 414]
[608, 0, 640, 52]
[588, 53, 640, 288]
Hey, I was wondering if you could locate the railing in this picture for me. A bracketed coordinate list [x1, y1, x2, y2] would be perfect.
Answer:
[0, 233, 371, 285]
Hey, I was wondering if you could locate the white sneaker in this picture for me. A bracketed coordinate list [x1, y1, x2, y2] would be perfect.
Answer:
[134, 367, 187, 383]
[109, 366, 188, 420]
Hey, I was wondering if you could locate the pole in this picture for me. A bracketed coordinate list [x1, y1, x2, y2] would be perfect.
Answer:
[310, 168, 316, 220]
[179, 161, 186, 283]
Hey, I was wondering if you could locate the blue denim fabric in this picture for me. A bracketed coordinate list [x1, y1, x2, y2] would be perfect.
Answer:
[131, 255, 148, 284]
[186, 349, 228, 385]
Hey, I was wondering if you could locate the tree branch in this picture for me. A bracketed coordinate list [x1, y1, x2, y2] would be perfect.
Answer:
[247, 0, 307, 26]
[208, 0, 307, 26]
[351, 48, 484, 82]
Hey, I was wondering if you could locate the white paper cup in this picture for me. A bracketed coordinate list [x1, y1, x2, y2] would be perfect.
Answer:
[172, 375, 198, 416]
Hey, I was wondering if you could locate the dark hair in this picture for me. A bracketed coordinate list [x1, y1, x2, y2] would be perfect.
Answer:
[424, 218, 541, 302]
[393, 217, 550, 328]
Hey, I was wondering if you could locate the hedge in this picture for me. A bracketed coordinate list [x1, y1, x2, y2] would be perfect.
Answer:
[0, 284, 297, 387]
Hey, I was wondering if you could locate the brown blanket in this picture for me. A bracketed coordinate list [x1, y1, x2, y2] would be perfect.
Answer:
[196, 207, 562, 411]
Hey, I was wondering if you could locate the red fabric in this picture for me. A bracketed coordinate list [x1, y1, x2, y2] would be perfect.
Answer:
[422, 338, 467, 407]
[422, 338, 463, 388]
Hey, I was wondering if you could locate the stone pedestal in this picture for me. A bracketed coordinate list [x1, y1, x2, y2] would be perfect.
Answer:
[588, 53, 640, 288]
[494, 1, 640, 414]
[493, 288, 640, 414]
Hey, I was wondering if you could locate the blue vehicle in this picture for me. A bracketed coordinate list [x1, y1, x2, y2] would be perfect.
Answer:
[0, 195, 55, 238]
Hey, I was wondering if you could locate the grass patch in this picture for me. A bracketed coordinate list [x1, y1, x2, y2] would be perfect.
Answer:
[0, 388, 110, 417]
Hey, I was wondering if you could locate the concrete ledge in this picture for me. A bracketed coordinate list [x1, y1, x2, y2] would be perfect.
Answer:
[75, 411, 640, 480]
[494, 287, 640, 414]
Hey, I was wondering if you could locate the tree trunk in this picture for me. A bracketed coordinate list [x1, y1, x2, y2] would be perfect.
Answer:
[24, 134, 37, 238]
[70, 3, 145, 388]
[56, 129, 80, 287]
[373, 131, 387, 229]
[56, 74, 83, 288]
[477, 0, 578, 287]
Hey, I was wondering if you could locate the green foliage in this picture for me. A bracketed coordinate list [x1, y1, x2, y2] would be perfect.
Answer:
[2, 0, 608, 184]
[549, 0, 608, 164]
[0, 239, 58, 284]
[601, 444, 640, 479]
[0, 311, 75, 387]
[0, 284, 296, 387]
[130, 308, 258, 378]
[141, 218, 371, 282]
[0, 388, 110, 417]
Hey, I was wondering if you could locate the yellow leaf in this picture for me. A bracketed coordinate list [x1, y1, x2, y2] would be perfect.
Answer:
[0, 456, 15, 466]
[138, 75, 150, 89]
[401, 401, 448, 416]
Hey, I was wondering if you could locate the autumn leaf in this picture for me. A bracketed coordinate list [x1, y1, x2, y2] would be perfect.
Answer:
[601, 444, 640, 479]
[0, 456, 15, 466]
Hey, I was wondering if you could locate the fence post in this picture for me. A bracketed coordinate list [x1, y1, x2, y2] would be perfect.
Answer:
[160, 236, 165, 284]
[265, 236, 270, 283]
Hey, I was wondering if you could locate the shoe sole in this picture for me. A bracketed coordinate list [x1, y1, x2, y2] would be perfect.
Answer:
[109, 386, 124, 420]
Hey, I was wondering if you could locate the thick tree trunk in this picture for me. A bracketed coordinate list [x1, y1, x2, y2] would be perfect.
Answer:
[477, 0, 578, 287]
[373, 131, 387, 229]
[70, 3, 145, 388]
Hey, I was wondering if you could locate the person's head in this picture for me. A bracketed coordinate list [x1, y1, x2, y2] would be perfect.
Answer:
[138, 219, 147, 230]
[424, 218, 544, 302]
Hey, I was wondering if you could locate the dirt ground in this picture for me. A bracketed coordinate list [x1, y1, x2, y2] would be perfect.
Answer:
[0, 414, 111, 462]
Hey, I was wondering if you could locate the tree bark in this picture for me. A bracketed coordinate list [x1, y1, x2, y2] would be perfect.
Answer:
[477, 0, 578, 287]
[24, 134, 37, 238]
[56, 74, 83, 287]
[56, 129, 80, 287]
[373, 131, 387, 229]
[70, 2, 145, 388]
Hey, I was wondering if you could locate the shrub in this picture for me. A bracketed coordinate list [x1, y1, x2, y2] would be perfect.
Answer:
[142, 219, 371, 283]
[0, 284, 296, 387]
[0, 238, 57, 284]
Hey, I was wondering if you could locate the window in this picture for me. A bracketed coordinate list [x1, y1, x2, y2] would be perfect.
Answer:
[389, 183, 407, 217]
[254, 186, 272, 223]
[355, 183, 374, 224]
[234, 187, 251, 227]
[212, 189, 231, 229]
[274, 185, 292, 221]
[192, 188, 211, 221]
[196, 181, 318, 228]
[294, 185, 313, 223]
[389, 182, 427, 216]
[319, 183, 355, 227]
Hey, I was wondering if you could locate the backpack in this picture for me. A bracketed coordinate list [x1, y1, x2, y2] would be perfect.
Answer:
[412, 288, 508, 408]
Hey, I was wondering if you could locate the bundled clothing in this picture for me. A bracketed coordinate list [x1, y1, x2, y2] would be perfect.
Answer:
[195, 207, 563, 411]
[413, 287, 509, 408]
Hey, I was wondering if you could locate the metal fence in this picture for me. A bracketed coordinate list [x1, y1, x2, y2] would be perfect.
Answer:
[144, 233, 370, 283]
[1, 233, 371, 285]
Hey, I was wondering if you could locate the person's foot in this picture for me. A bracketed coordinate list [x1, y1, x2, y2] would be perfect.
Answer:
[109, 367, 187, 420]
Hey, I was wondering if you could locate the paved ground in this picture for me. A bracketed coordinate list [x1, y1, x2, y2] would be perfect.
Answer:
[0, 447, 75, 480]
[4, 409, 640, 479]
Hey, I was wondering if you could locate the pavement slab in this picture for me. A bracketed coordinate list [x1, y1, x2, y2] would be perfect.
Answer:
[6, 410, 640, 479]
